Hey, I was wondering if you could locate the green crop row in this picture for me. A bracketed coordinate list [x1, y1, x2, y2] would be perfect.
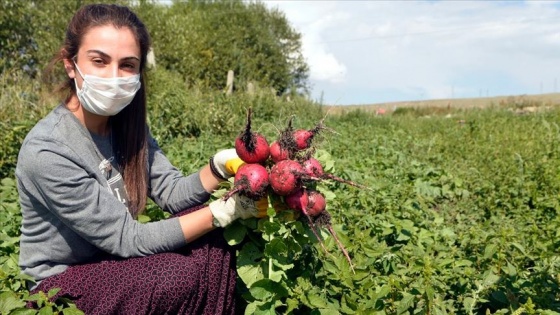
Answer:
[1, 67, 559, 313]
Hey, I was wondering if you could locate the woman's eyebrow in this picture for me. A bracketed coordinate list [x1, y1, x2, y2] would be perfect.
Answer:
[86, 50, 140, 62]
[86, 49, 110, 59]
[122, 56, 141, 62]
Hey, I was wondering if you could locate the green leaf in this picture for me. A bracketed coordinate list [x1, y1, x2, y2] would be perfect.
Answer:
[38, 305, 55, 315]
[62, 307, 85, 315]
[11, 308, 37, 315]
[262, 221, 281, 235]
[238, 263, 264, 288]
[264, 239, 288, 258]
[315, 309, 341, 315]
[483, 243, 497, 260]
[244, 300, 276, 315]
[322, 260, 338, 274]
[0, 291, 26, 314]
[482, 272, 500, 287]
[137, 214, 151, 223]
[463, 297, 475, 312]
[237, 243, 265, 287]
[249, 278, 289, 301]
[502, 261, 517, 277]
[244, 301, 258, 315]
[224, 221, 247, 245]
[396, 293, 415, 314]
[306, 294, 328, 309]
[322, 189, 337, 201]
[374, 285, 391, 300]
[491, 291, 508, 304]
[425, 285, 434, 301]
[268, 268, 285, 282]
[510, 242, 528, 256]
[454, 259, 473, 268]
[47, 288, 60, 298]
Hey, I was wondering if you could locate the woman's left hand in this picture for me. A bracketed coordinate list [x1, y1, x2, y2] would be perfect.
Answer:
[210, 149, 245, 180]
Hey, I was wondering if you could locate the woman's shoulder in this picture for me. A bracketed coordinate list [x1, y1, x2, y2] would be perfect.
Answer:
[16, 105, 97, 176]
[19, 105, 90, 161]
[24, 105, 85, 143]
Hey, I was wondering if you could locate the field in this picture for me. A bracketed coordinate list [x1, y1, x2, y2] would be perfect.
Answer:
[324, 93, 560, 115]
[1, 94, 560, 314]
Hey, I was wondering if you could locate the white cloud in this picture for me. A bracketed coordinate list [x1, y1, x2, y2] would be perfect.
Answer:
[265, 0, 560, 105]
[267, 1, 348, 83]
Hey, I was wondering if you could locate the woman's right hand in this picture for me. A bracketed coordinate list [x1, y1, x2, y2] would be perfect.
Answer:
[209, 195, 268, 227]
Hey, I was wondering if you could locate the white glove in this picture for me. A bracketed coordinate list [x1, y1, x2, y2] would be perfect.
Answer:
[210, 149, 245, 180]
[209, 194, 268, 227]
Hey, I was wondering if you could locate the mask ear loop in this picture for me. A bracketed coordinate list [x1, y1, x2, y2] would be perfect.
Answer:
[71, 56, 87, 105]
[72, 57, 85, 81]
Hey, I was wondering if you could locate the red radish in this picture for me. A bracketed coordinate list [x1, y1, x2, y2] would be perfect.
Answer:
[285, 188, 307, 211]
[301, 157, 372, 190]
[291, 118, 328, 151]
[273, 116, 299, 160]
[295, 189, 355, 273]
[302, 157, 324, 177]
[293, 129, 315, 151]
[269, 141, 291, 163]
[269, 159, 303, 196]
[223, 163, 269, 200]
[285, 188, 326, 216]
[305, 190, 326, 217]
[286, 188, 331, 257]
[235, 108, 270, 164]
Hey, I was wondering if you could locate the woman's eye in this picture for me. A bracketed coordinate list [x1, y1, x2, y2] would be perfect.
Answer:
[121, 63, 140, 73]
[92, 59, 105, 65]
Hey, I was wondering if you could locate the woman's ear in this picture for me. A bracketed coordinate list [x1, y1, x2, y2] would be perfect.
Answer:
[62, 50, 75, 79]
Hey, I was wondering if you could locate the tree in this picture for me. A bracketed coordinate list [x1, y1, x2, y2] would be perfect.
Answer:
[0, 0, 128, 76]
[1, 0, 310, 96]
[0, 1, 38, 76]
[136, 0, 309, 95]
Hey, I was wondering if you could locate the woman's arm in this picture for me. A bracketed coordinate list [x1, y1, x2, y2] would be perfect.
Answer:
[17, 137, 188, 257]
[199, 164, 223, 193]
[172, 165, 220, 242]
[146, 134, 213, 213]
[176, 205, 215, 242]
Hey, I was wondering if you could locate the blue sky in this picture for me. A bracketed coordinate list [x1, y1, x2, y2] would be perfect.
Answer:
[264, 1, 560, 105]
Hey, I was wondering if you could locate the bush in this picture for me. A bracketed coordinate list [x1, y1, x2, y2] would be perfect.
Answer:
[146, 67, 323, 147]
[0, 69, 53, 178]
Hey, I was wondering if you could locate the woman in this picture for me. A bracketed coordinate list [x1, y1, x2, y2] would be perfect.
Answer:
[15, 4, 265, 314]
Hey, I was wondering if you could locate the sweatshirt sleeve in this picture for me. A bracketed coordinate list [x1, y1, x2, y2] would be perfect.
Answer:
[17, 137, 187, 257]
[146, 135, 211, 214]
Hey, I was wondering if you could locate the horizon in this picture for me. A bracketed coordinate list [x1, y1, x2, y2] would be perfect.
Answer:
[335, 91, 560, 107]
[265, 1, 560, 106]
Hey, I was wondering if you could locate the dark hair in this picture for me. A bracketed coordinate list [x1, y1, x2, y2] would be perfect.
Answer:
[46, 4, 150, 217]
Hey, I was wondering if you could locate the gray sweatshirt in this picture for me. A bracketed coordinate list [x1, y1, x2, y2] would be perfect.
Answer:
[16, 105, 210, 284]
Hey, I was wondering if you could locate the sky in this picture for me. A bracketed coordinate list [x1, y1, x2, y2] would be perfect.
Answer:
[263, 1, 560, 106]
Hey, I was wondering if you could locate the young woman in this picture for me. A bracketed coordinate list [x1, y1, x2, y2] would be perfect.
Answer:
[15, 4, 266, 314]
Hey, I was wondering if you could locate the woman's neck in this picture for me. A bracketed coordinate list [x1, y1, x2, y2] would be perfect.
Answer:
[66, 95, 111, 136]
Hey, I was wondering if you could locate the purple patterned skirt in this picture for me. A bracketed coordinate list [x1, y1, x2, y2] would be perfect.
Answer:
[29, 206, 237, 315]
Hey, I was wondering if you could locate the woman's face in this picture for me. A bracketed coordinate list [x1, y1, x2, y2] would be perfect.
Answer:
[69, 25, 141, 87]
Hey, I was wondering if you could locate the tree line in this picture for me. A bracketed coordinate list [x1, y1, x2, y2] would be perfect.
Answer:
[0, 0, 309, 96]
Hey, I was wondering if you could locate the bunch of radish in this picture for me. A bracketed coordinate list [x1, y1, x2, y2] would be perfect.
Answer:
[224, 108, 368, 273]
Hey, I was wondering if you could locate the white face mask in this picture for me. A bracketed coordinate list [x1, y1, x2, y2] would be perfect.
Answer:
[74, 63, 141, 116]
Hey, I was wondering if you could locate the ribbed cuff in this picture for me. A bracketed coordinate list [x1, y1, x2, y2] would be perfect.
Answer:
[209, 156, 227, 181]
